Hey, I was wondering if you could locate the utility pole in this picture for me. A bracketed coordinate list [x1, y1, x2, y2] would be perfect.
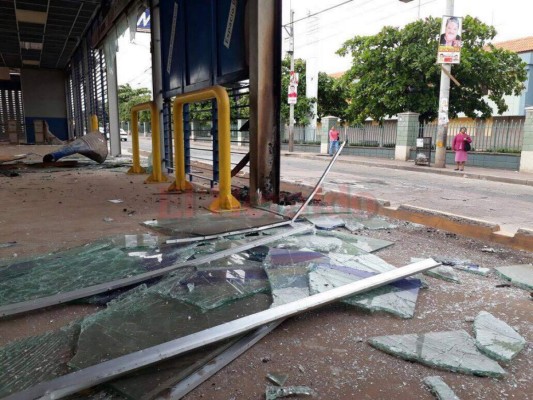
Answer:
[287, 9, 295, 152]
[434, 0, 454, 168]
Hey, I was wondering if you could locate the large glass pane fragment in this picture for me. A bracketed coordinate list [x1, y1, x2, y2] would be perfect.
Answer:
[309, 263, 421, 318]
[0, 235, 199, 306]
[494, 264, 533, 291]
[0, 323, 80, 397]
[69, 270, 271, 369]
[369, 330, 506, 377]
[473, 311, 526, 362]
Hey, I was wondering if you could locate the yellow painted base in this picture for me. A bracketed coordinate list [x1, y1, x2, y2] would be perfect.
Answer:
[127, 166, 147, 174]
[208, 194, 242, 212]
[144, 173, 169, 184]
[167, 179, 193, 192]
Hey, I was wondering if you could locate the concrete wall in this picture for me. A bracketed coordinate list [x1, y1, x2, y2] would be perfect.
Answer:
[20, 68, 68, 142]
[280, 144, 521, 170]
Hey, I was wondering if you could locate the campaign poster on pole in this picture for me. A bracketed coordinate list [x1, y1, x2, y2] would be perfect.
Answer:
[288, 84, 297, 104]
[288, 71, 299, 104]
[437, 15, 463, 64]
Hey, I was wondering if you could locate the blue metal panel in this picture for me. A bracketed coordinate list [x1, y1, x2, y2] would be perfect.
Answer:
[160, 0, 248, 97]
[184, 0, 213, 88]
[160, 0, 184, 95]
[216, 0, 247, 83]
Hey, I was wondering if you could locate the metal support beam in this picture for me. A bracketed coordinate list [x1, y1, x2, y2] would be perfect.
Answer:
[106, 51, 121, 157]
[248, 0, 282, 204]
[0, 224, 312, 318]
[5, 258, 440, 400]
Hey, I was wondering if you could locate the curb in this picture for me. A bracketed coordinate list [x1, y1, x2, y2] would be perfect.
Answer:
[281, 180, 533, 252]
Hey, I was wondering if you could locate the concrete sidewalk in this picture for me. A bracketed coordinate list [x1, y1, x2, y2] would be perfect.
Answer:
[282, 150, 533, 187]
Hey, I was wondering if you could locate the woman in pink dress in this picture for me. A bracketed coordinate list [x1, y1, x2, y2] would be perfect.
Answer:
[452, 127, 472, 171]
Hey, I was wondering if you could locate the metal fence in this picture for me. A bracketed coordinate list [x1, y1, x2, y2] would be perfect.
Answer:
[281, 118, 525, 152]
[421, 120, 524, 152]
[343, 124, 397, 147]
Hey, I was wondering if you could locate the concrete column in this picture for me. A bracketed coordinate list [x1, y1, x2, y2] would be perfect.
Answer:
[321, 116, 338, 154]
[395, 112, 420, 161]
[520, 106, 533, 173]
[248, 0, 282, 204]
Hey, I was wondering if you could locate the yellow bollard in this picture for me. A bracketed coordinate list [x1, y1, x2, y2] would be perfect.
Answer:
[127, 104, 146, 175]
[90, 115, 99, 132]
[168, 86, 241, 212]
[141, 102, 167, 183]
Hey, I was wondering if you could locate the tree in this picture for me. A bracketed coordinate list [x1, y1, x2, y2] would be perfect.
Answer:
[280, 57, 316, 125]
[317, 72, 348, 122]
[337, 16, 527, 124]
[117, 84, 152, 123]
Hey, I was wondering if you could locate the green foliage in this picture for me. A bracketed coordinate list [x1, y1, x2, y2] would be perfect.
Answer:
[337, 16, 527, 124]
[317, 72, 349, 121]
[281, 57, 316, 125]
[118, 84, 152, 123]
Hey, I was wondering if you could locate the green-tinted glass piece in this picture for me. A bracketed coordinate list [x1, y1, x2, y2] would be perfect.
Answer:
[0, 323, 80, 397]
[0, 235, 197, 306]
[265, 385, 316, 400]
[309, 263, 421, 319]
[494, 264, 533, 291]
[423, 376, 460, 400]
[369, 330, 506, 378]
[474, 311, 526, 362]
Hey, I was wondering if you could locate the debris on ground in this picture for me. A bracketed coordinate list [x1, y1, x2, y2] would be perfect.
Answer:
[494, 264, 533, 291]
[265, 385, 316, 400]
[368, 330, 506, 378]
[473, 311, 526, 362]
[422, 376, 460, 400]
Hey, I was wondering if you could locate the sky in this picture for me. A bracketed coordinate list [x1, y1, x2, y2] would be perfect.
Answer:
[116, 0, 533, 89]
[283, 0, 533, 73]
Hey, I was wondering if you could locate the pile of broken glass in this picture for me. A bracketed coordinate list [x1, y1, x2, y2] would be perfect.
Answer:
[0, 212, 526, 399]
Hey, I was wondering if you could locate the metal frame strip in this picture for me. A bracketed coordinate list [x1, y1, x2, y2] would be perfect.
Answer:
[5, 258, 440, 400]
[291, 140, 346, 222]
[0, 224, 312, 318]
[162, 321, 284, 400]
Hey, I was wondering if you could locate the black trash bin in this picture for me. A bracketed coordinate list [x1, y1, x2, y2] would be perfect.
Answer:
[414, 137, 432, 166]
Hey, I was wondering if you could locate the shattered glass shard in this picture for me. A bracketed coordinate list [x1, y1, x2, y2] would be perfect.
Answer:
[494, 264, 533, 291]
[369, 330, 506, 378]
[274, 234, 345, 253]
[423, 376, 460, 400]
[309, 263, 421, 319]
[267, 372, 289, 386]
[424, 265, 461, 284]
[343, 216, 398, 231]
[432, 257, 490, 276]
[473, 311, 526, 362]
[0, 323, 81, 397]
[264, 249, 328, 307]
[0, 235, 198, 306]
[305, 215, 346, 230]
[329, 253, 396, 273]
[157, 265, 269, 310]
[411, 259, 460, 284]
[317, 230, 394, 253]
[265, 385, 316, 400]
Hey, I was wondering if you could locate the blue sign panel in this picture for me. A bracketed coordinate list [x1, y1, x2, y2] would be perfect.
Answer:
[137, 9, 151, 32]
[160, 0, 248, 98]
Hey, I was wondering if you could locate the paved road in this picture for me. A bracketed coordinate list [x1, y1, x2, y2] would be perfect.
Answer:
[281, 155, 533, 234]
[130, 137, 533, 234]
